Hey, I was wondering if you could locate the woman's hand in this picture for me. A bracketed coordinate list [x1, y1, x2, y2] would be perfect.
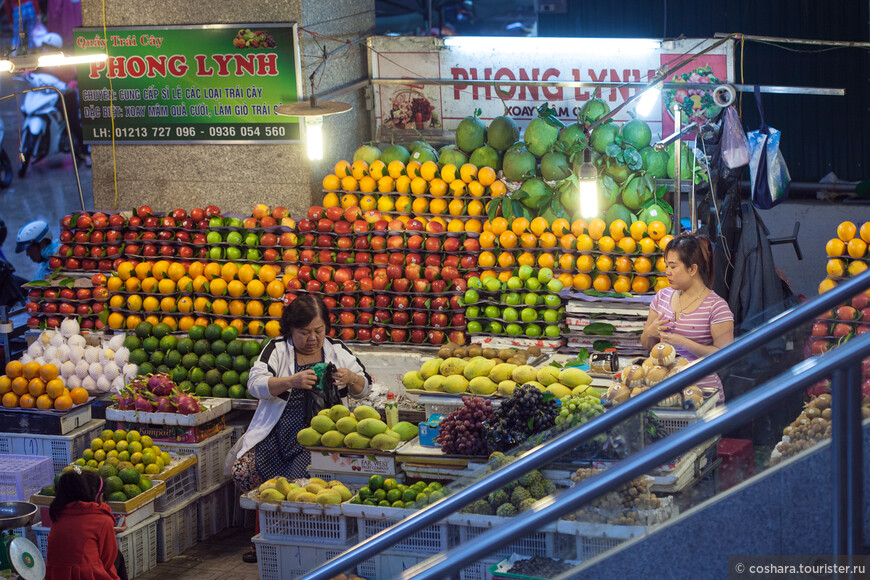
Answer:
[287, 369, 317, 390]
[645, 311, 673, 340]
[659, 331, 691, 350]
[334, 368, 360, 387]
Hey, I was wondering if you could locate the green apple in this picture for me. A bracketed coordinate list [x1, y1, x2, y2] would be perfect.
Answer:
[537, 268, 553, 283]
[244, 233, 259, 246]
[226, 231, 243, 245]
[463, 289, 479, 305]
[507, 276, 523, 290]
[525, 324, 542, 337]
[502, 307, 519, 322]
[467, 321, 483, 333]
[208, 217, 223, 228]
[227, 217, 243, 228]
[488, 321, 503, 334]
[546, 279, 564, 293]
[520, 307, 538, 322]
[469, 277, 483, 289]
[544, 325, 561, 338]
[226, 247, 242, 260]
[542, 308, 559, 323]
[505, 323, 523, 336]
[246, 248, 261, 261]
[504, 292, 521, 306]
[484, 277, 502, 292]
[206, 231, 222, 244]
[524, 293, 538, 306]
[466, 306, 480, 318]
[518, 265, 534, 281]
[544, 294, 561, 308]
[484, 305, 501, 319]
[209, 247, 224, 259]
[525, 278, 541, 291]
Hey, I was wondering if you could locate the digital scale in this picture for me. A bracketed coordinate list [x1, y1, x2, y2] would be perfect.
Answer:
[0, 502, 44, 580]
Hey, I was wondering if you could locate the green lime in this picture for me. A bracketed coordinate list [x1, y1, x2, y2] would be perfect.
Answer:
[198, 353, 216, 371]
[211, 340, 227, 355]
[138, 477, 153, 491]
[123, 335, 141, 351]
[195, 383, 212, 397]
[363, 499, 377, 506]
[171, 366, 187, 383]
[369, 475, 385, 491]
[222, 370, 239, 386]
[205, 369, 222, 386]
[151, 323, 171, 339]
[134, 321, 153, 338]
[188, 325, 206, 341]
[164, 350, 182, 368]
[188, 367, 205, 384]
[228, 385, 245, 399]
[138, 362, 155, 376]
[193, 339, 211, 356]
[181, 353, 199, 370]
[105, 476, 123, 493]
[204, 324, 223, 342]
[211, 384, 228, 398]
[386, 489, 402, 503]
[129, 349, 149, 366]
[221, 326, 239, 343]
[232, 355, 249, 374]
[239, 370, 249, 387]
[242, 340, 261, 358]
[142, 336, 159, 353]
[156, 364, 170, 375]
[178, 380, 194, 393]
[215, 353, 233, 371]
[402, 489, 417, 502]
[177, 338, 194, 355]
[358, 486, 372, 500]
[150, 350, 165, 366]
[226, 340, 244, 357]
[159, 335, 178, 352]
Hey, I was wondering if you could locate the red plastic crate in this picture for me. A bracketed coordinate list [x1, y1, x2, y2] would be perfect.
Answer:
[718, 438, 755, 491]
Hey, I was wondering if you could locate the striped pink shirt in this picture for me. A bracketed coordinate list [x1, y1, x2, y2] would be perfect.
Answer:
[651, 287, 734, 399]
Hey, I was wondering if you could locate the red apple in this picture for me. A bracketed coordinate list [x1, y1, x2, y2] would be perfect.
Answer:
[61, 215, 72, 228]
[45, 317, 61, 328]
[442, 255, 460, 269]
[286, 278, 303, 291]
[449, 295, 463, 310]
[76, 304, 92, 316]
[407, 235, 424, 250]
[339, 310, 355, 326]
[427, 330, 445, 344]
[354, 267, 372, 281]
[93, 287, 109, 301]
[374, 310, 391, 324]
[407, 219, 424, 232]
[175, 230, 190, 242]
[371, 328, 387, 343]
[75, 214, 92, 229]
[140, 231, 157, 241]
[59, 288, 75, 300]
[442, 266, 460, 281]
[431, 279, 448, 294]
[833, 323, 853, 338]
[205, 205, 221, 217]
[387, 236, 404, 250]
[412, 311, 428, 326]
[300, 249, 316, 263]
[196, 220, 210, 230]
[308, 206, 324, 220]
[282, 249, 299, 261]
[390, 329, 407, 343]
[325, 206, 344, 222]
[857, 325, 870, 336]
[44, 289, 58, 299]
[448, 330, 466, 345]
[303, 234, 316, 247]
[316, 234, 334, 248]
[272, 206, 288, 220]
[862, 308, 870, 323]
[372, 277, 389, 291]
[355, 253, 372, 264]
[316, 266, 334, 283]
[375, 295, 391, 309]
[405, 264, 422, 280]
[298, 218, 315, 233]
[106, 230, 122, 242]
[333, 221, 352, 236]
[463, 238, 480, 252]
[344, 206, 362, 222]
[334, 268, 353, 284]
[452, 278, 468, 292]
[811, 340, 831, 355]
[59, 230, 73, 242]
[425, 221, 445, 234]
[359, 278, 374, 292]
[460, 255, 477, 269]
[89, 230, 104, 244]
[373, 220, 390, 232]
[354, 237, 370, 251]
[316, 250, 333, 264]
[431, 296, 449, 311]
[392, 311, 410, 326]
[812, 322, 830, 337]
[74, 230, 90, 243]
[124, 244, 141, 256]
[76, 288, 92, 300]
[425, 254, 441, 268]
[90, 246, 105, 258]
[323, 296, 338, 309]
[392, 278, 411, 293]
[263, 249, 279, 261]
[431, 313, 449, 328]
[128, 216, 142, 227]
[323, 281, 340, 294]
[144, 216, 159, 228]
[336, 237, 353, 251]
[297, 266, 313, 283]
[412, 279, 430, 293]
[72, 245, 87, 258]
[109, 214, 125, 227]
[136, 205, 153, 219]
[388, 252, 404, 266]
[370, 237, 387, 251]
[425, 237, 442, 252]
[443, 237, 461, 253]
[373, 254, 389, 265]
[59, 303, 76, 315]
[363, 210, 382, 224]
[25, 302, 40, 313]
[159, 245, 175, 257]
[82, 258, 98, 270]
[260, 233, 278, 247]
[837, 306, 857, 320]
[340, 328, 356, 341]
[393, 296, 409, 310]
[388, 219, 405, 232]
[340, 295, 356, 308]
[317, 219, 334, 233]
[306, 280, 322, 293]
[353, 220, 369, 234]
[424, 266, 440, 282]
[451, 313, 466, 327]
[358, 328, 372, 341]
[279, 232, 296, 247]
[411, 297, 428, 309]
[410, 329, 427, 343]
[43, 302, 59, 314]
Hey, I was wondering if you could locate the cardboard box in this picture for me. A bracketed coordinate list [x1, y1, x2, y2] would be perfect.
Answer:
[110, 415, 226, 443]
[0, 402, 92, 435]
[418, 414, 444, 447]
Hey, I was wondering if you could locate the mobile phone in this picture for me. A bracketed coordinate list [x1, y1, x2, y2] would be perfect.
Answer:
[115, 515, 126, 527]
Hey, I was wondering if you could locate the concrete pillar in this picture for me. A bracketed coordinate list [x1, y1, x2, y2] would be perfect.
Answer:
[81, 0, 374, 217]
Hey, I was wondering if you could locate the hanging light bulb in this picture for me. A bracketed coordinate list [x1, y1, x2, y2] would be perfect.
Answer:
[38, 53, 108, 67]
[305, 116, 324, 160]
[635, 82, 662, 117]
[577, 149, 598, 218]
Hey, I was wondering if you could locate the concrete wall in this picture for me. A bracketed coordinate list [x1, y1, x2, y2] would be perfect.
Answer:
[82, 0, 374, 216]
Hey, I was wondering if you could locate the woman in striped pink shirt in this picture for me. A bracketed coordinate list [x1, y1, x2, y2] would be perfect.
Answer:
[641, 233, 734, 401]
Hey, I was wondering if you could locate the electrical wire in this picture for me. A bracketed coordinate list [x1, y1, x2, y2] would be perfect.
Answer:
[101, 0, 119, 209]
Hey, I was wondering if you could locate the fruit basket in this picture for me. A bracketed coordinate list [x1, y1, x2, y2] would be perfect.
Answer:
[155, 494, 198, 562]
[105, 397, 231, 426]
[158, 427, 234, 492]
[31, 479, 166, 515]
[0, 455, 53, 502]
[342, 501, 451, 554]
[448, 513, 560, 560]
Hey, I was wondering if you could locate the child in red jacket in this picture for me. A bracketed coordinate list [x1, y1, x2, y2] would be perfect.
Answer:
[46, 467, 121, 580]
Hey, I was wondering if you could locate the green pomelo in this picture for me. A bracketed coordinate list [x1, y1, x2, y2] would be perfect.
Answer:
[590, 123, 619, 154]
[621, 174, 653, 210]
[540, 151, 572, 181]
[597, 175, 621, 211]
[558, 123, 588, 149]
[604, 204, 635, 228]
[410, 146, 438, 164]
[518, 178, 554, 210]
[456, 115, 487, 153]
[667, 147, 692, 179]
[353, 144, 381, 164]
[524, 118, 559, 157]
[502, 146, 537, 182]
[581, 98, 610, 123]
[641, 147, 669, 178]
[380, 145, 410, 165]
[469, 145, 501, 171]
[438, 145, 468, 167]
[487, 115, 520, 151]
[638, 204, 672, 232]
[560, 187, 580, 213]
[621, 119, 652, 150]
[604, 158, 630, 183]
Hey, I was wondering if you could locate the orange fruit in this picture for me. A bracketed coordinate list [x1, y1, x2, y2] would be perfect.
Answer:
[478, 167, 497, 187]
[499, 231, 518, 249]
[634, 256, 653, 274]
[247, 320, 265, 336]
[467, 200, 484, 217]
[152, 260, 171, 281]
[537, 253, 555, 269]
[228, 300, 246, 317]
[351, 160, 369, 180]
[209, 278, 227, 297]
[46, 378, 65, 399]
[490, 217, 509, 236]
[227, 280, 246, 298]
[377, 176, 394, 194]
[478, 251, 496, 268]
[22, 362, 40, 381]
[573, 273, 592, 291]
[405, 161, 421, 179]
[847, 238, 867, 259]
[11, 376, 28, 396]
[357, 176, 377, 193]
[19, 393, 35, 409]
[465, 219, 483, 234]
[203, 262, 221, 280]
[117, 262, 135, 281]
[448, 218, 465, 232]
[54, 394, 73, 411]
[826, 238, 845, 257]
[124, 278, 141, 293]
[168, 263, 186, 282]
[530, 217, 549, 237]
[837, 221, 857, 242]
[2, 392, 18, 408]
[559, 234, 576, 250]
[818, 278, 837, 294]
[265, 320, 282, 338]
[826, 259, 846, 278]
[28, 377, 46, 397]
[160, 316, 177, 331]
[511, 217, 530, 236]
[5, 360, 23, 379]
[593, 274, 612, 292]
[70, 387, 89, 405]
[106, 276, 123, 292]
[615, 256, 633, 273]
[551, 219, 570, 237]
[178, 316, 195, 332]
[134, 262, 152, 280]
[395, 176, 411, 195]
[188, 262, 205, 279]
[221, 262, 239, 283]
[449, 180, 467, 197]
[559, 253, 575, 270]
[609, 219, 629, 241]
[618, 237, 637, 254]
[140, 277, 159, 294]
[429, 198, 448, 215]
[194, 317, 210, 328]
[648, 221, 668, 241]
[597, 236, 615, 253]
[520, 233, 537, 249]
[860, 222, 870, 243]
[429, 178, 448, 197]
[411, 197, 429, 214]
[460, 163, 477, 183]
[632, 276, 651, 294]
[479, 231, 497, 249]
[387, 160, 405, 179]
[126, 315, 144, 330]
[656, 256, 667, 272]
[368, 160, 386, 180]
[638, 237, 657, 254]
[176, 276, 193, 293]
[236, 265, 256, 285]
[496, 271, 511, 283]
[596, 255, 614, 272]
[267, 280, 285, 299]
[247, 300, 265, 317]
[539, 233, 557, 249]
[322, 174, 340, 191]
[259, 266, 277, 284]
[448, 199, 465, 217]
[0, 377, 9, 395]
[587, 218, 606, 240]
[268, 302, 284, 318]
[576, 255, 595, 273]
[468, 181, 485, 198]
[575, 234, 594, 252]
[212, 299, 229, 316]
[440, 164, 457, 183]
[654, 277, 670, 292]
[334, 160, 351, 178]
[571, 220, 588, 238]
[36, 394, 53, 410]
[513, 252, 532, 267]
[107, 313, 125, 329]
[340, 176, 359, 192]
[629, 221, 648, 241]
[497, 252, 516, 268]
[613, 275, 632, 294]
[489, 180, 507, 198]
[848, 261, 868, 277]
[658, 235, 674, 252]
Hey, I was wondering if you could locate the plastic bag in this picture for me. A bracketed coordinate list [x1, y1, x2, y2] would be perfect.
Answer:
[302, 362, 341, 423]
[747, 86, 790, 209]
[720, 105, 750, 169]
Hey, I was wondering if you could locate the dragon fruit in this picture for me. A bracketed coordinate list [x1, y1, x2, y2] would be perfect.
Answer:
[172, 391, 202, 415]
[147, 374, 175, 397]
[113, 388, 136, 411]
[155, 396, 176, 413]
[134, 392, 155, 413]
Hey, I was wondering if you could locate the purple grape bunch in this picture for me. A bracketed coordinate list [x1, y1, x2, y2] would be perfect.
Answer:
[436, 396, 494, 455]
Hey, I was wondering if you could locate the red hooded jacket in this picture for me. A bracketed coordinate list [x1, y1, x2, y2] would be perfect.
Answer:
[46, 501, 120, 580]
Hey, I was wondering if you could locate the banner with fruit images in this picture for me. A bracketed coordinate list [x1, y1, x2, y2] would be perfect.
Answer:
[73, 23, 302, 144]
[369, 36, 734, 142]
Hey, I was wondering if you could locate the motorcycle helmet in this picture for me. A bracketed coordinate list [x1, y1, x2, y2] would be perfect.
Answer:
[16, 220, 50, 253]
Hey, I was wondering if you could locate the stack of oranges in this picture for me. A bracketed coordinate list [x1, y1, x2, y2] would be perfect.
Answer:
[321, 159, 505, 235]
[0, 361, 87, 410]
[476, 216, 672, 295]
[105, 260, 286, 337]
[820, 221, 870, 294]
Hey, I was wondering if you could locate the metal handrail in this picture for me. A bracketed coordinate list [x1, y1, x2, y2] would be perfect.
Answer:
[405, 331, 869, 578]
[301, 270, 870, 580]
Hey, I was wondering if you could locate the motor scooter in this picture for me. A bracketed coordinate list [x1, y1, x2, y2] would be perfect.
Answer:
[17, 71, 71, 178]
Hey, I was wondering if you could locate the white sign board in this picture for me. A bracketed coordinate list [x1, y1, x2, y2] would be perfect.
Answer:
[369, 36, 734, 143]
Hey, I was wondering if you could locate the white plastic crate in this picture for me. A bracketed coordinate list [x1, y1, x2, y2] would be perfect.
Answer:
[156, 495, 198, 562]
[252, 536, 357, 580]
[197, 481, 233, 541]
[0, 419, 105, 475]
[356, 515, 450, 554]
[153, 461, 198, 513]
[356, 550, 427, 579]
[257, 505, 354, 544]
[159, 428, 233, 492]
[0, 454, 54, 501]
[555, 519, 647, 561]
[35, 513, 159, 579]
[449, 514, 560, 560]
[649, 395, 718, 436]
[460, 558, 498, 580]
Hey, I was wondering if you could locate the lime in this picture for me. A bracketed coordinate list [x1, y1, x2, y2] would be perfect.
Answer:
[373, 489, 386, 501]
[211, 384, 228, 398]
[137, 362, 155, 376]
[232, 355, 249, 374]
[171, 366, 187, 383]
[205, 369, 222, 386]
[357, 486, 371, 500]
[211, 340, 227, 355]
[195, 383, 212, 397]
[188, 367, 205, 384]
[239, 370, 249, 387]
[222, 370, 239, 386]
[123, 335, 141, 351]
[138, 477, 153, 491]
[159, 335, 178, 352]
[177, 338, 194, 355]
[402, 489, 416, 502]
[404, 501, 416, 509]
[129, 348, 148, 365]
[204, 324, 223, 342]
[156, 365, 170, 375]
[149, 350, 165, 366]
[178, 380, 194, 393]
[391, 500, 404, 508]
[193, 339, 211, 356]
[142, 336, 159, 353]
[105, 476, 123, 493]
[386, 489, 402, 503]
[228, 384, 245, 399]
[221, 326, 239, 343]
[134, 321, 153, 338]
[226, 340, 244, 357]
[198, 353, 216, 371]
[164, 350, 182, 367]
[151, 323, 171, 339]
[188, 325, 206, 341]
[181, 353, 199, 370]
[215, 353, 233, 371]
[369, 475, 385, 491]
[242, 340, 261, 358]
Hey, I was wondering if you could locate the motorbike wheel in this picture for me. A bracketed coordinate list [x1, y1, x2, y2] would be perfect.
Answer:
[0, 150, 12, 188]
[19, 131, 37, 178]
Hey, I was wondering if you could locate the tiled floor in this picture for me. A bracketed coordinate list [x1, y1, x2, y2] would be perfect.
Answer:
[137, 525, 260, 580]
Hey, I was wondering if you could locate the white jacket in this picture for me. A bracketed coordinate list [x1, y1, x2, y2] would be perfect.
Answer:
[229, 337, 372, 463]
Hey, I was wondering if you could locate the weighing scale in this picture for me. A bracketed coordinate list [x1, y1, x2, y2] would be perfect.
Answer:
[0, 501, 44, 580]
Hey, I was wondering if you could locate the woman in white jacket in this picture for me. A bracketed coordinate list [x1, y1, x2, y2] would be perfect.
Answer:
[231, 294, 371, 494]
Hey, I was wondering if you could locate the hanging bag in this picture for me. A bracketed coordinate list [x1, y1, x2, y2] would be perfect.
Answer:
[747, 85, 790, 209]
[720, 105, 750, 169]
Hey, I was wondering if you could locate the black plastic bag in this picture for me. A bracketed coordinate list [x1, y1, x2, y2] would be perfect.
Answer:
[303, 362, 341, 423]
